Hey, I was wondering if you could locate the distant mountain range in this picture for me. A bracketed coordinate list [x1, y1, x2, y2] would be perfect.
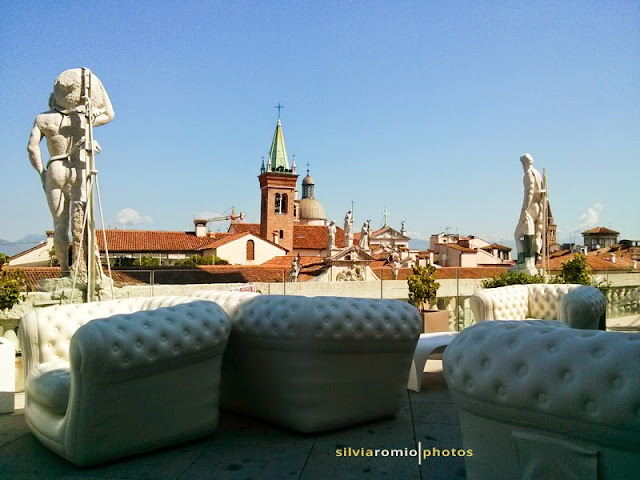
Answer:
[0, 234, 46, 257]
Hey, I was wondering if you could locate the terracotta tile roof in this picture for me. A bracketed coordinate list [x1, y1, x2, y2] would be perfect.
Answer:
[260, 255, 328, 281]
[229, 223, 261, 236]
[96, 230, 221, 252]
[481, 243, 512, 252]
[583, 227, 620, 235]
[443, 244, 476, 253]
[544, 250, 635, 272]
[230, 223, 362, 250]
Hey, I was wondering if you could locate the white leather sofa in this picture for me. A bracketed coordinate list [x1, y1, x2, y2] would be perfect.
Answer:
[443, 320, 640, 480]
[470, 284, 606, 330]
[220, 295, 422, 433]
[190, 290, 260, 316]
[18, 296, 230, 466]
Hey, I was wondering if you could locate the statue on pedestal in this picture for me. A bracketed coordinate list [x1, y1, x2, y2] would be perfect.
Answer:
[513, 153, 545, 273]
[289, 255, 300, 282]
[359, 220, 371, 250]
[343, 210, 353, 247]
[327, 220, 336, 250]
[27, 68, 114, 277]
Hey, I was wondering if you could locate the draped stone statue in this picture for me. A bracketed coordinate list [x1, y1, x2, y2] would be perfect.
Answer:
[27, 68, 114, 276]
[327, 220, 336, 250]
[359, 220, 371, 250]
[343, 210, 354, 247]
[289, 255, 300, 282]
[513, 153, 545, 272]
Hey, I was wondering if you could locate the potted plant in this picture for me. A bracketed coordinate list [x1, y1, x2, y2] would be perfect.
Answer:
[407, 265, 448, 333]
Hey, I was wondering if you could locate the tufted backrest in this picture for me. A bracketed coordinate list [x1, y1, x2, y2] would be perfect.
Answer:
[232, 295, 421, 344]
[190, 290, 259, 317]
[482, 285, 530, 320]
[528, 284, 578, 319]
[20, 298, 148, 368]
[70, 300, 230, 374]
[444, 321, 640, 440]
[19, 296, 202, 372]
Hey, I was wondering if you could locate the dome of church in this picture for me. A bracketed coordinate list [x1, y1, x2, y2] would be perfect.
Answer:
[302, 174, 314, 185]
[298, 197, 325, 222]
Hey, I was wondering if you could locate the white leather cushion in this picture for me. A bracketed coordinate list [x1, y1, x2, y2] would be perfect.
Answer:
[233, 295, 421, 341]
[444, 321, 640, 432]
[190, 291, 259, 316]
[26, 361, 71, 415]
[489, 285, 530, 320]
[74, 300, 230, 372]
[34, 298, 148, 364]
[528, 284, 574, 320]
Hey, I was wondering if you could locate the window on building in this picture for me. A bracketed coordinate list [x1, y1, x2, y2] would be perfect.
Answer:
[274, 194, 281, 214]
[281, 194, 288, 214]
[246, 239, 255, 261]
[280, 230, 284, 239]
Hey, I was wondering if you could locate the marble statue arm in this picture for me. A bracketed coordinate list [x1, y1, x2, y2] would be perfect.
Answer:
[27, 122, 44, 175]
[91, 80, 115, 127]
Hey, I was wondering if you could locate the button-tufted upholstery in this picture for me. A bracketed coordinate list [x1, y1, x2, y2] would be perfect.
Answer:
[18, 296, 231, 466]
[470, 284, 606, 330]
[220, 295, 422, 433]
[443, 320, 640, 479]
[190, 290, 260, 317]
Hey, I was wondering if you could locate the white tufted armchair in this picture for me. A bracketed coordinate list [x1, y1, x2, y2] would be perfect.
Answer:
[470, 284, 607, 330]
[221, 295, 422, 433]
[444, 320, 640, 480]
[18, 296, 230, 466]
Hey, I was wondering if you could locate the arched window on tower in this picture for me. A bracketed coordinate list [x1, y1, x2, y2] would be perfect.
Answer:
[246, 240, 255, 261]
[282, 194, 288, 214]
[274, 194, 281, 214]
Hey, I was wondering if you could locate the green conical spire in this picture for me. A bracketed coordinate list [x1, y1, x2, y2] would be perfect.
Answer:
[267, 118, 289, 171]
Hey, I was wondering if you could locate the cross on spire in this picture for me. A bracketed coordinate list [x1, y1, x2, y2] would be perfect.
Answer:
[275, 102, 284, 118]
[306, 162, 310, 175]
[382, 208, 390, 227]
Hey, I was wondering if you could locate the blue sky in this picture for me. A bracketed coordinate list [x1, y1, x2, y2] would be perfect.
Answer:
[1, 1, 638, 248]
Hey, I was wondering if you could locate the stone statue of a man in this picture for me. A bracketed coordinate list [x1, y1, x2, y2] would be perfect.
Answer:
[27, 68, 114, 275]
[359, 220, 371, 250]
[327, 220, 336, 250]
[289, 255, 301, 282]
[344, 211, 353, 235]
[514, 154, 544, 263]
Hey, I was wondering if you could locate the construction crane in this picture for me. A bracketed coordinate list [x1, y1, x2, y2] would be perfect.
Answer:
[198, 207, 245, 224]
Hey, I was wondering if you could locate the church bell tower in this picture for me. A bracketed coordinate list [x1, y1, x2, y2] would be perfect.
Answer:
[258, 113, 298, 252]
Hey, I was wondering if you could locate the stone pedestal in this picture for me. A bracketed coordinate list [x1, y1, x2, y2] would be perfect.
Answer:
[0, 338, 15, 414]
[511, 235, 539, 275]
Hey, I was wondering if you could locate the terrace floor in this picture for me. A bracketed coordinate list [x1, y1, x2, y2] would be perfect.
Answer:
[0, 361, 465, 480]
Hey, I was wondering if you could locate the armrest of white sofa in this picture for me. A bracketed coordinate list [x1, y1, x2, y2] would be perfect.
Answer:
[558, 285, 607, 330]
[70, 300, 230, 375]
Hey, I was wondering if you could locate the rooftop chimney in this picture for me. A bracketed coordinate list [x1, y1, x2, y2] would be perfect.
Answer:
[194, 219, 208, 238]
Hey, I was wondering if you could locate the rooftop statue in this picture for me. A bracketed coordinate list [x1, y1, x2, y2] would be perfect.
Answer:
[327, 220, 336, 250]
[513, 154, 545, 268]
[344, 210, 353, 235]
[27, 69, 114, 276]
[289, 255, 300, 282]
[359, 220, 371, 250]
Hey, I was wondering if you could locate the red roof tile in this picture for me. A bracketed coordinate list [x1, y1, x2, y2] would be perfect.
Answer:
[96, 230, 220, 252]
[583, 227, 620, 235]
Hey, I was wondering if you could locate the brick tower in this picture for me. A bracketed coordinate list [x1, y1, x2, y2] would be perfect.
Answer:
[258, 117, 298, 252]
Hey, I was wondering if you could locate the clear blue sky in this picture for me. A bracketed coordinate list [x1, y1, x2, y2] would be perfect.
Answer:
[1, 1, 638, 247]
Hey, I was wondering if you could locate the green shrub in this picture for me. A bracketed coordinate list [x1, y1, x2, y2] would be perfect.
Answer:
[552, 253, 609, 295]
[0, 268, 30, 311]
[482, 271, 545, 289]
[407, 265, 440, 311]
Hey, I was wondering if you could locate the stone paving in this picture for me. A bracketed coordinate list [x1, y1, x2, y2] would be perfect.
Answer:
[0, 362, 465, 480]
